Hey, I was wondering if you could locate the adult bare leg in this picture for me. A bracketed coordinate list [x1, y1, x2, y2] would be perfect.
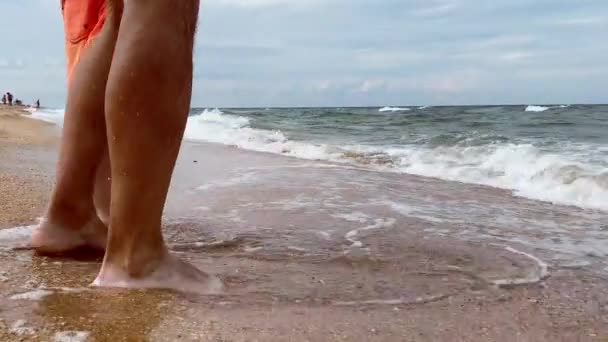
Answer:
[32, 1, 122, 255]
[93, 0, 222, 294]
[93, 150, 111, 227]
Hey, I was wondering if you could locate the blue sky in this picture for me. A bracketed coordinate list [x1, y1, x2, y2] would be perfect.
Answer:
[0, 0, 607, 107]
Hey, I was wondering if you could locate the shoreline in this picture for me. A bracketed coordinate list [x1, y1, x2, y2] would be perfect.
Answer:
[1, 107, 607, 341]
[0, 106, 57, 229]
[185, 106, 608, 212]
[0, 105, 58, 146]
[15, 106, 608, 212]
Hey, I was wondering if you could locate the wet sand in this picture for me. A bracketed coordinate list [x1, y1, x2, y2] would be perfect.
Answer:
[1, 107, 608, 341]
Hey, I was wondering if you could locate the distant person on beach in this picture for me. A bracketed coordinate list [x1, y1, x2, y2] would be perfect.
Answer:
[35, 99, 40, 109]
[1, 94, 5, 105]
[6, 92, 13, 106]
[31, 0, 218, 293]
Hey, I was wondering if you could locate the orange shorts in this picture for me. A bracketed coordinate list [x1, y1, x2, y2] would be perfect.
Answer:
[62, 0, 106, 85]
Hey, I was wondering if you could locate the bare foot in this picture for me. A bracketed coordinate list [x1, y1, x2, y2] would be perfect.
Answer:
[31, 216, 107, 256]
[92, 254, 223, 295]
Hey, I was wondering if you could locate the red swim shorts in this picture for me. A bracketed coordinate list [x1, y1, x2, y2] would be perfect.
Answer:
[61, 0, 106, 86]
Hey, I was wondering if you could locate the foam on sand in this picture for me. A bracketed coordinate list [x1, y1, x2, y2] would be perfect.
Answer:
[10, 289, 54, 301]
[492, 246, 550, 287]
[344, 218, 396, 248]
[10, 320, 35, 336]
[0, 225, 36, 249]
[333, 293, 451, 306]
[54, 331, 91, 342]
[24, 107, 65, 126]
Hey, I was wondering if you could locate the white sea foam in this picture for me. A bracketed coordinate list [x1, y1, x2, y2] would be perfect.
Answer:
[525, 105, 569, 112]
[54, 331, 91, 342]
[18, 107, 327, 164]
[525, 105, 550, 112]
[184, 108, 336, 160]
[332, 212, 371, 223]
[344, 218, 396, 248]
[386, 142, 608, 210]
[10, 320, 35, 336]
[25, 107, 65, 126]
[0, 225, 35, 248]
[378, 106, 410, 112]
[22, 107, 608, 211]
[333, 293, 449, 306]
[10, 289, 53, 301]
[492, 246, 549, 287]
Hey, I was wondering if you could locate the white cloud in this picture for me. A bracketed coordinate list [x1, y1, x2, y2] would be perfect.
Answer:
[0, 58, 26, 69]
[411, 1, 461, 17]
[356, 80, 386, 93]
[354, 49, 426, 69]
[210, 0, 319, 8]
[499, 51, 534, 62]
[1, 0, 607, 106]
[551, 16, 606, 27]
[316, 80, 333, 91]
[424, 78, 464, 93]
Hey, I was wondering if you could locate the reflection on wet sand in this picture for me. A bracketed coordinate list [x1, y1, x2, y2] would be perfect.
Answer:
[1, 141, 607, 340]
[0, 250, 173, 340]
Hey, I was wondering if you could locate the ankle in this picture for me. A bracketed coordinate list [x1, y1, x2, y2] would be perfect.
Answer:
[104, 237, 168, 278]
[45, 199, 96, 229]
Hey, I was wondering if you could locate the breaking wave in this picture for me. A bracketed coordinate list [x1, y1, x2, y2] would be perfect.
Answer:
[525, 105, 569, 112]
[184, 109, 608, 210]
[22, 106, 608, 211]
[379, 106, 410, 112]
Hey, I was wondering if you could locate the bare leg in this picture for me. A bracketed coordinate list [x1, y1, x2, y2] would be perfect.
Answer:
[93, 149, 111, 227]
[93, 0, 222, 294]
[32, 1, 122, 255]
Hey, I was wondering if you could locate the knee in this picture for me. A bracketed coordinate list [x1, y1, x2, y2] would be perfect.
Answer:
[128, 0, 200, 37]
[128, 0, 199, 16]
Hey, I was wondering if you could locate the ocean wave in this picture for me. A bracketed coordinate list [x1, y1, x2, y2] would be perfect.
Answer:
[525, 105, 570, 112]
[525, 105, 550, 112]
[385, 143, 608, 210]
[22, 107, 608, 211]
[379, 106, 410, 112]
[184, 109, 337, 160]
[24, 108, 65, 126]
[184, 109, 607, 210]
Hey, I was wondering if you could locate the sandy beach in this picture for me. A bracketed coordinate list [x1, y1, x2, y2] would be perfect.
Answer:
[1, 106, 607, 341]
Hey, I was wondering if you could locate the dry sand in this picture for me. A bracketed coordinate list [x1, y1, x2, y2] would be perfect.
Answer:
[0, 105, 56, 228]
[0, 105, 57, 146]
[0, 106, 607, 341]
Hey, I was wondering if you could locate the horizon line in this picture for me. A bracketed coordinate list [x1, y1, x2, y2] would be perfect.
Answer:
[189, 103, 607, 109]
